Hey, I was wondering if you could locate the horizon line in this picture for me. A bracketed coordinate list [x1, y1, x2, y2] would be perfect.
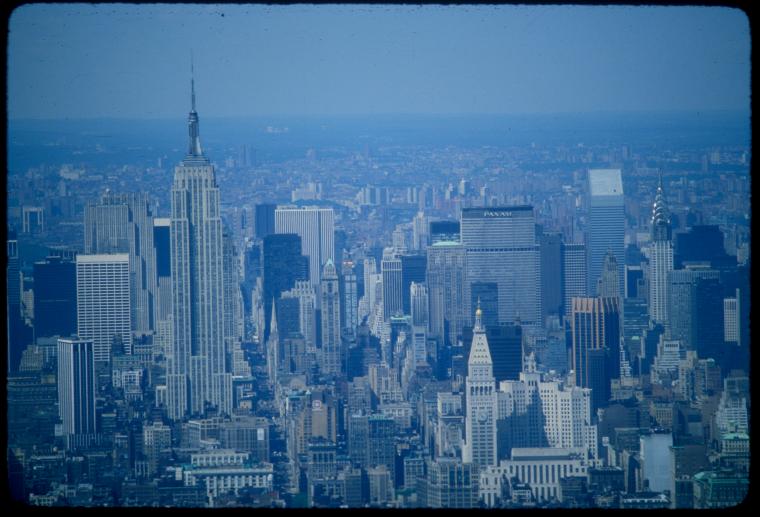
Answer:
[8, 108, 751, 123]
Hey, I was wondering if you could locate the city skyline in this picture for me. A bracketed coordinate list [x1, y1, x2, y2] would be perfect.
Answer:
[5, 3, 751, 510]
[8, 5, 750, 119]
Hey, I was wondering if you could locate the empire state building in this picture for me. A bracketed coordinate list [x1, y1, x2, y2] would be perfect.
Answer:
[166, 70, 232, 420]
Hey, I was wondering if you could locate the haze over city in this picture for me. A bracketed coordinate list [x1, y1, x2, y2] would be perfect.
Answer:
[5, 4, 751, 510]
[8, 4, 750, 118]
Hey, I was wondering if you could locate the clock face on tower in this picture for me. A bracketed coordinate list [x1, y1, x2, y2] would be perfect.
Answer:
[477, 409, 488, 423]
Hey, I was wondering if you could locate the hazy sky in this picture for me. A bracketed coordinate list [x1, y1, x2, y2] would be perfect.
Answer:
[8, 4, 750, 119]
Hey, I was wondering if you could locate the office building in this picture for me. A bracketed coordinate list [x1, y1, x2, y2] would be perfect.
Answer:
[410, 282, 428, 328]
[57, 337, 97, 444]
[480, 448, 589, 506]
[570, 297, 621, 413]
[280, 280, 317, 349]
[418, 457, 478, 508]
[33, 256, 77, 339]
[167, 75, 232, 419]
[587, 169, 625, 298]
[499, 355, 597, 460]
[76, 254, 131, 363]
[275, 206, 334, 288]
[461, 206, 541, 326]
[254, 203, 276, 240]
[427, 241, 468, 347]
[7, 231, 32, 374]
[84, 191, 157, 333]
[561, 242, 587, 321]
[539, 232, 563, 321]
[320, 259, 342, 376]
[596, 250, 620, 300]
[262, 233, 309, 343]
[462, 321, 522, 383]
[648, 173, 673, 324]
[153, 218, 172, 333]
[341, 260, 358, 335]
[381, 248, 403, 320]
[400, 254, 426, 316]
[723, 294, 739, 345]
[667, 267, 720, 349]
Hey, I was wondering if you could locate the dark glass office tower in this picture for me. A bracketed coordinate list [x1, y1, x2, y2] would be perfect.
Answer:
[33, 255, 77, 339]
[400, 253, 426, 316]
[571, 296, 620, 413]
[254, 203, 277, 240]
[462, 321, 522, 383]
[262, 233, 309, 342]
[674, 225, 734, 269]
[539, 232, 563, 320]
[692, 277, 725, 368]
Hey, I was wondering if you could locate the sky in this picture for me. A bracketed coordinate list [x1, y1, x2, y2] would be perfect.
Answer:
[7, 4, 751, 119]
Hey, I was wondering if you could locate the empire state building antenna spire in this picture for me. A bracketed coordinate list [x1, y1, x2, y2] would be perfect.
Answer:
[187, 52, 203, 158]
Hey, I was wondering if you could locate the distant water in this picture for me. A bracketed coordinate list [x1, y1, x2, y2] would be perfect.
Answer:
[7, 111, 750, 173]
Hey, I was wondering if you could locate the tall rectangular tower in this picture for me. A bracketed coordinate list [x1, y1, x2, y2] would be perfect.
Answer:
[587, 169, 625, 298]
[320, 260, 342, 376]
[571, 296, 620, 413]
[57, 337, 97, 443]
[33, 255, 77, 340]
[461, 206, 541, 326]
[275, 206, 334, 288]
[381, 248, 403, 320]
[76, 254, 131, 363]
[561, 242, 587, 321]
[84, 191, 157, 334]
[427, 241, 467, 347]
[167, 75, 232, 420]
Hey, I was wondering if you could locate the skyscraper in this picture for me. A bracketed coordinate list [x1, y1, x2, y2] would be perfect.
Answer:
[341, 260, 358, 336]
[280, 280, 317, 351]
[167, 72, 232, 420]
[462, 321, 522, 383]
[461, 206, 541, 327]
[76, 254, 131, 363]
[571, 297, 621, 413]
[320, 259, 342, 376]
[410, 282, 428, 328]
[222, 230, 243, 343]
[254, 203, 276, 240]
[666, 267, 720, 349]
[153, 218, 172, 355]
[57, 337, 97, 446]
[84, 191, 157, 334]
[400, 253, 426, 316]
[33, 255, 77, 340]
[597, 250, 620, 300]
[561, 242, 587, 321]
[648, 173, 673, 324]
[7, 230, 31, 374]
[426, 241, 467, 347]
[587, 169, 625, 298]
[539, 232, 563, 321]
[262, 233, 309, 343]
[381, 248, 403, 320]
[275, 206, 334, 288]
[463, 305, 497, 468]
